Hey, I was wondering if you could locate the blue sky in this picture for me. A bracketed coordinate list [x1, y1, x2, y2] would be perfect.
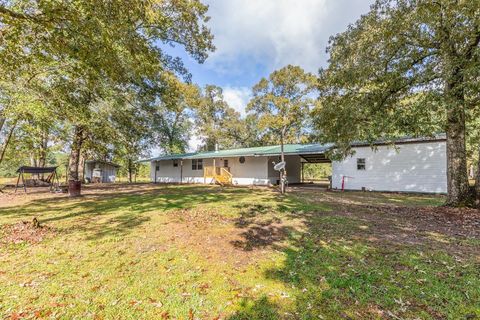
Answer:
[171, 0, 374, 115]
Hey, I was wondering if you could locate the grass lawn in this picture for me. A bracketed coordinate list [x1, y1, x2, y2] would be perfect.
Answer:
[0, 184, 479, 319]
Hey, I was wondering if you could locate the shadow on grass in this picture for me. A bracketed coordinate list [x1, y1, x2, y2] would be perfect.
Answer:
[231, 207, 480, 319]
[1, 185, 477, 318]
[227, 296, 280, 320]
[229, 197, 317, 251]
[0, 185, 251, 240]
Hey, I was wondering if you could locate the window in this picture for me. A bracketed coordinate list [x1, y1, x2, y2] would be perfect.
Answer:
[173, 159, 178, 167]
[192, 159, 203, 170]
[357, 158, 366, 170]
[239, 156, 245, 164]
[224, 159, 229, 167]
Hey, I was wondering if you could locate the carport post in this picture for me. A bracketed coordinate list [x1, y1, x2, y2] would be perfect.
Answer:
[301, 162, 304, 183]
[154, 161, 157, 184]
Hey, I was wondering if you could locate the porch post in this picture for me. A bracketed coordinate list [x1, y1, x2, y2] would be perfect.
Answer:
[180, 160, 183, 184]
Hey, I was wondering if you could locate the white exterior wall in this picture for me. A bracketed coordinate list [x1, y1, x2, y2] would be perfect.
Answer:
[267, 155, 302, 185]
[331, 141, 447, 193]
[85, 162, 117, 183]
[227, 156, 270, 185]
[151, 158, 215, 184]
[150, 156, 272, 185]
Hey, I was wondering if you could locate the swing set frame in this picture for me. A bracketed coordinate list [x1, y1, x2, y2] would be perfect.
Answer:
[15, 166, 60, 193]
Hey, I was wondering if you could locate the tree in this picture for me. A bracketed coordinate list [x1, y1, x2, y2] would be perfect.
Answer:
[111, 94, 156, 183]
[152, 78, 197, 154]
[194, 85, 245, 151]
[1, 0, 214, 195]
[467, 109, 480, 206]
[247, 65, 317, 193]
[313, 0, 480, 206]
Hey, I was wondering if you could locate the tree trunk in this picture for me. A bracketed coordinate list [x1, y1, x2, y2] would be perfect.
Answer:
[0, 120, 17, 166]
[0, 117, 5, 134]
[445, 79, 470, 206]
[38, 129, 48, 179]
[68, 126, 85, 196]
[128, 159, 133, 183]
[476, 143, 480, 208]
[78, 153, 85, 183]
[38, 130, 48, 168]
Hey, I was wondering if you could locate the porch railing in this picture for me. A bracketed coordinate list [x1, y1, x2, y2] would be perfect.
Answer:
[204, 166, 232, 185]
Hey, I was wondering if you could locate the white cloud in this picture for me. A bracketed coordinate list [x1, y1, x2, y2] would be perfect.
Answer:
[204, 0, 373, 73]
[222, 86, 251, 115]
[188, 134, 202, 152]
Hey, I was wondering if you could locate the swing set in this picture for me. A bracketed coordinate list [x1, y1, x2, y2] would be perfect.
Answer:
[15, 166, 60, 193]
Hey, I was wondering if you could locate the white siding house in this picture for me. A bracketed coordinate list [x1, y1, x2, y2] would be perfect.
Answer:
[146, 135, 447, 194]
[150, 156, 282, 186]
[331, 141, 447, 193]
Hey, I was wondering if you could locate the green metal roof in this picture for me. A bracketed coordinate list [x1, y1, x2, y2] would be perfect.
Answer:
[142, 134, 446, 163]
[144, 152, 196, 161]
[144, 143, 334, 162]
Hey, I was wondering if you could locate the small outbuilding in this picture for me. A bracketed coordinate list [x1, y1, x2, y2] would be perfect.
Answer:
[84, 160, 120, 183]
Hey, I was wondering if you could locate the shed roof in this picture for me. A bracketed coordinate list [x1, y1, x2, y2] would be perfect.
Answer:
[85, 160, 121, 168]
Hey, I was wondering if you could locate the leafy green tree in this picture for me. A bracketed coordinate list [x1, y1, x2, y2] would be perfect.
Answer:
[247, 65, 317, 193]
[152, 77, 197, 154]
[313, 0, 480, 206]
[194, 85, 245, 151]
[110, 96, 155, 183]
[224, 114, 262, 148]
[1, 0, 214, 195]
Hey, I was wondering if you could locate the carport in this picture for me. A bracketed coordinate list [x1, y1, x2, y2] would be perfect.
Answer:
[287, 145, 333, 186]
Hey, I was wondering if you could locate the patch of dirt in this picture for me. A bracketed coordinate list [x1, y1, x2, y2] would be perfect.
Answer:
[0, 187, 67, 208]
[154, 207, 299, 267]
[330, 204, 480, 257]
[368, 205, 480, 238]
[0, 183, 166, 208]
[0, 220, 56, 245]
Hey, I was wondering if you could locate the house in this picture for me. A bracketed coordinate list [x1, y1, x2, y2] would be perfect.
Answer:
[84, 160, 120, 183]
[146, 135, 447, 193]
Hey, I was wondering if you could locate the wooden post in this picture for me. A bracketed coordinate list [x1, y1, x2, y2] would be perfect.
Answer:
[14, 171, 21, 193]
[55, 171, 60, 191]
[21, 171, 26, 193]
[180, 160, 183, 184]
